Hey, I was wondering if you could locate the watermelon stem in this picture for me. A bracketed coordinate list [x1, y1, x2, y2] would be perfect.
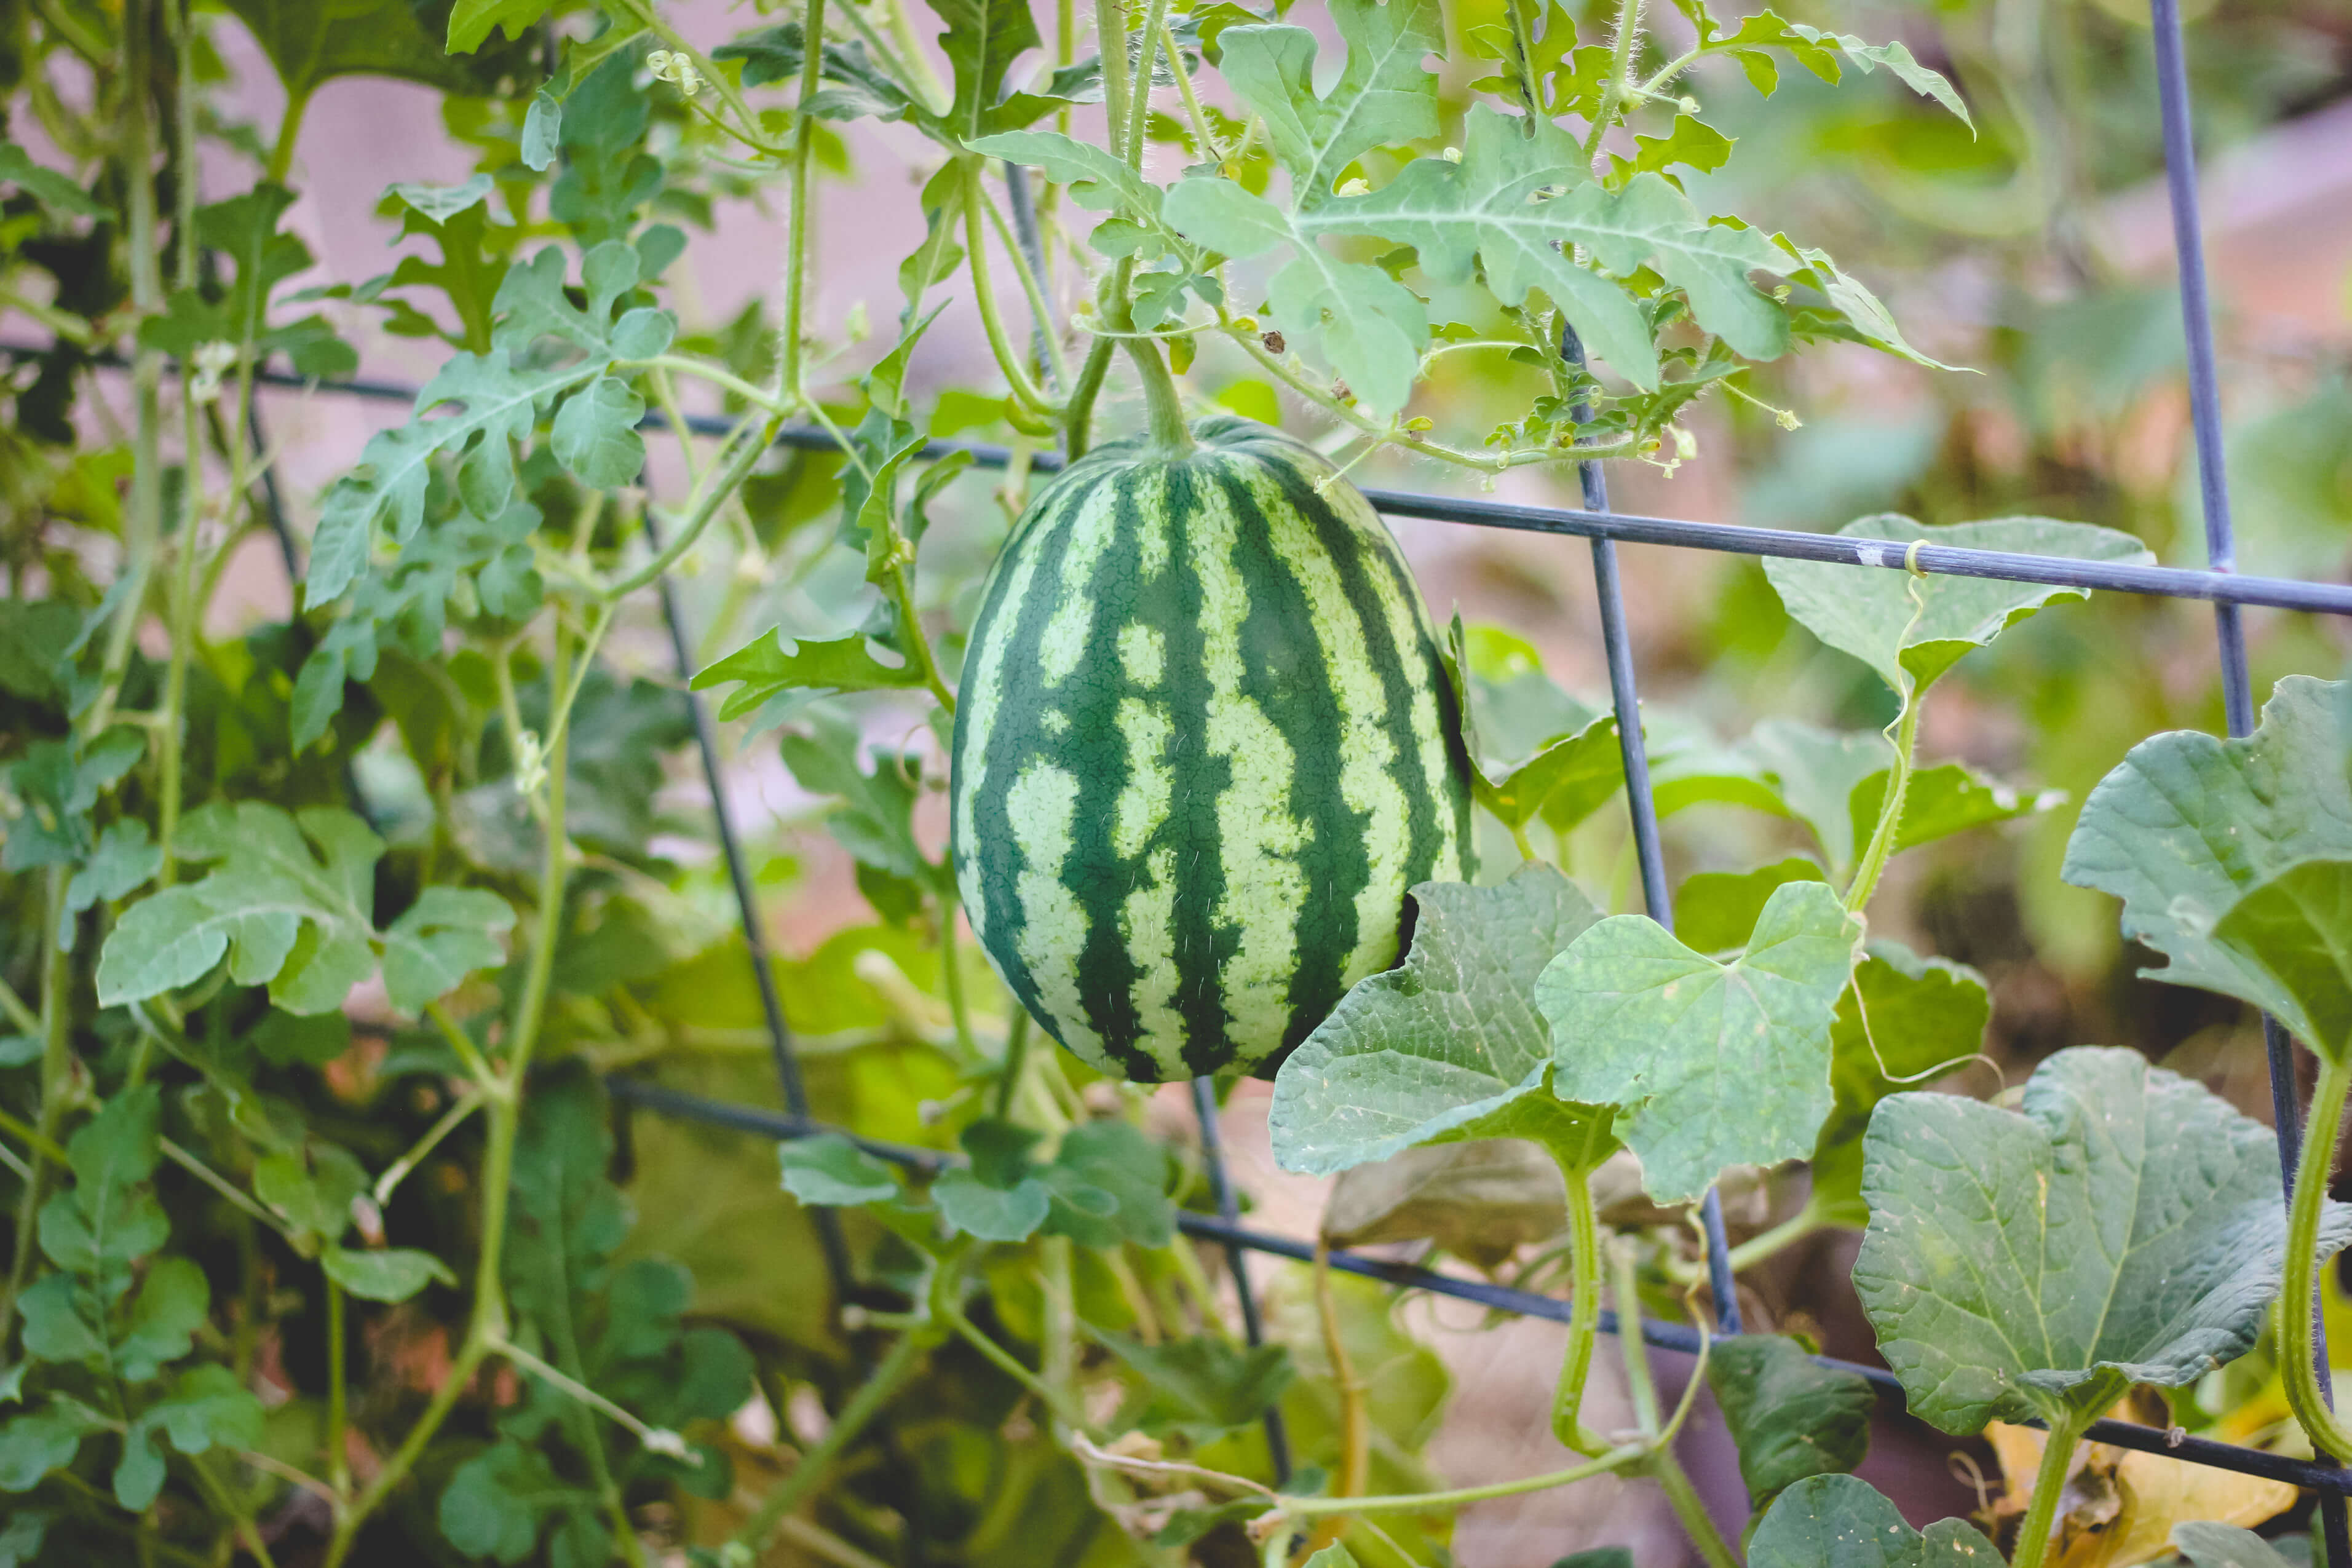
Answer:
[1124, 336, 1197, 456]
[1550, 1152, 1612, 1456]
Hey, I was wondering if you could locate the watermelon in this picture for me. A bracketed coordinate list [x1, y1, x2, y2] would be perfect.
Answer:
[949, 414, 1475, 1082]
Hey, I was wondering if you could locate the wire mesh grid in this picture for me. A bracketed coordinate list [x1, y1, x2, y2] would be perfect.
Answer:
[54, 0, 2350, 1543]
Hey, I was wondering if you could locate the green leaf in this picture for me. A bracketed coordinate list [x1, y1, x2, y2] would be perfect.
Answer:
[380, 886, 516, 1014]
[1543, 175, 1791, 361]
[1539, 881, 1860, 1203]
[2209, 859, 2352, 1061]
[116, 1257, 208, 1381]
[0, 143, 102, 220]
[2065, 679, 2352, 1061]
[778, 1133, 903, 1207]
[1706, 1336, 1874, 1510]
[551, 376, 647, 489]
[1302, 1548, 1361, 1568]
[1050, 1121, 1176, 1248]
[307, 351, 594, 607]
[714, 24, 918, 122]
[1299, 107, 1658, 387]
[922, 0, 1042, 142]
[1673, 858, 1825, 956]
[4, 728, 145, 873]
[1219, 0, 1443, 209]
[932, 1166, 1051, 1241]
[1100, 1333, 1296, 1439]
[97, 803, 375, 1014]
[969, 130, 1157, 217]
[1265, 247, 1429, 418]
[779, 709, 938, 890]
[1270, 866, 1615, 1177]
[58, 820, 161, 951]
[1764, 515, 2153, 697]
[522, 90, 561, 170]
[116, 1365, 264, 1512]
[0, 1508, 48, 1567]
[1814, 31, 1973, 130]
[16, 1277, 103, 1365]
[42, 1086, 167, 1278]
[447, 0, 553, 53]
[2171, 1523, 2301, 1568]
[1749, 1474, 1999, 1567]
[1619, 114, 1735, 180]
[1809, 941, 1989, 1222]
[1850, 762, 2063, 866]
[440, 1439, 572, 1561]
[1855, 1046, 2351, 1431]
[229, 0, 526, 93]
[692, 629, 925, 720]
[504, 1075, 632, 1337]
[1743, 721, 1894, 874]
[0, 1401, 107, 1492]
[321, 1245, 458, 1302]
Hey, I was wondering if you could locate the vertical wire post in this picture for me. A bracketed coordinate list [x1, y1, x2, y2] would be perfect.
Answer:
[2145, 4, 2348, 1557]
[1561, 330, 1743, 1338]
[643, 513, 857, 1304]
[1189, 1077, 1294, 1484]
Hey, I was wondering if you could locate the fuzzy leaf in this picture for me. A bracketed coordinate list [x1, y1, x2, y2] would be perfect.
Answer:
[1539, 881, 1860, 1203]
[2171, 1523, 2301, 1568]
[1270, 866, 1615, 1177]
[1218, 0, 1443, 208]
[1545, 175, 1791, 360]
[550, 376, 647, 489]
[1301, 107, 1658, 386]
[1749, 1474, 2000, 1567]
[1707, 1336, 1874, 1509]
[1855, 1047, 2351, 1431]
[1265, 247, 1428, 418]
[1764, 515, 2153, 697]
[2064, 679, 2352, 1061]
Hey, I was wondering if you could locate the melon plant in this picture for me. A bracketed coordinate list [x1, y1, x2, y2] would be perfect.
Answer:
[2, 1, 2343, 1567]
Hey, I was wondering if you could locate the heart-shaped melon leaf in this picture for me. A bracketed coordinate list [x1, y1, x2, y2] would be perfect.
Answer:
[1269, 865, 1613, 1177]
[2063, 678, 2352, 1061]
[1854, 1046, 2351, 1433]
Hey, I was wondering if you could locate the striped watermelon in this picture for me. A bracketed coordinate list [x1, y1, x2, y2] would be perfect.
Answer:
[949, 414, 1475, 1083]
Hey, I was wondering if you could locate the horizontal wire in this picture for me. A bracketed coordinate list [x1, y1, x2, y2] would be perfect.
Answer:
[604, 1074, 2352, 1497]
[23, 344, 2346, 618]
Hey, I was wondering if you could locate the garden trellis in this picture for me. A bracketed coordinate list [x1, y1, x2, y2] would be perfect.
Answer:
[29, 0, 2352, 1553]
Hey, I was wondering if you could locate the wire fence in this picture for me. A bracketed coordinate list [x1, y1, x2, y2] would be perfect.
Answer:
[33, 1, 2352, 1546]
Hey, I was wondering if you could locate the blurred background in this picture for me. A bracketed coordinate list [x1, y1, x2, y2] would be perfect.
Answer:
[47, 0, 2352, 1558]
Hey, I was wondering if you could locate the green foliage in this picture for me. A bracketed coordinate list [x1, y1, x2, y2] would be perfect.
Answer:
[2065, 678, 2352, 1059]
[96, 800, 511, 1016]
[1765, 515, 2155, 698]
[1269, 866, 1614, 1177]
[1540, 880, 1860, 1203]
[1749, 1473, 1998, 1567]
[1705, 1335, 1874, 1512]
[1855, 1047, 2350, 1431]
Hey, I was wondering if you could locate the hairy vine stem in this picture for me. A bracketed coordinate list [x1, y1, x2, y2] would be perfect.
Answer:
[2283, 1051, 2352, 1462]
[2008, 1408, 2097, 1568]
[1845, 680, 1921, 913]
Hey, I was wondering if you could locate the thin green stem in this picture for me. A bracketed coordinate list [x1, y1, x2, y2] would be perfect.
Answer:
[939, 900, 978, 1060]
[882, 0, 950, 111]
[93, 0, 166, 735]
[1844, 683, 1920, 913]
[1724, 1194, 1827, 1274]
[635, 355, 791, 416]
[778, 0, 829, 398]
[961, 158, 1058, 415]
[1061, 331, 1118, 462]
[322, 1336, 489, 1566]
[1611, 1237, 1660, 1438]
[1124, 0, 1172, 170]
[424, 999, 499, 1091]
[2283, 1052, 2352, 1461]
[1096, 0, 1131, 167]
[156, 0, 203, 883]
[1161, 14, 1223, 160]
[491, 1336, 683, 1456]
[326, 1278, 350, 1499]
[188, 1454, 280, 1568]
[1550, 1155, 1610, 1455]
[264, 86, 312, 186]
[2008, 1408, 2096, 1568]
[159, 1137, 295, 1242]
[1508, 0, 1547, 120]
[372, 1085, 488, 1207]
[1644, 1446, 1739, 1568]
[1580, 0, 1645, 165]
[603, 413, 782, 600]
[1277, 1443, 1648, 1519]
[978, 169, 1069, 389]
[0, 973, 37, 1034]
[994, 1008, 1032, 1120]
[940, 1301, 1098, 1435]
[1, 869, 72, 1348]
[731, 1326, 940, 1553]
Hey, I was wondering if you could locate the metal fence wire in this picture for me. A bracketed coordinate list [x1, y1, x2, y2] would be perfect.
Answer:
[63, 0, 2352, 1548]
